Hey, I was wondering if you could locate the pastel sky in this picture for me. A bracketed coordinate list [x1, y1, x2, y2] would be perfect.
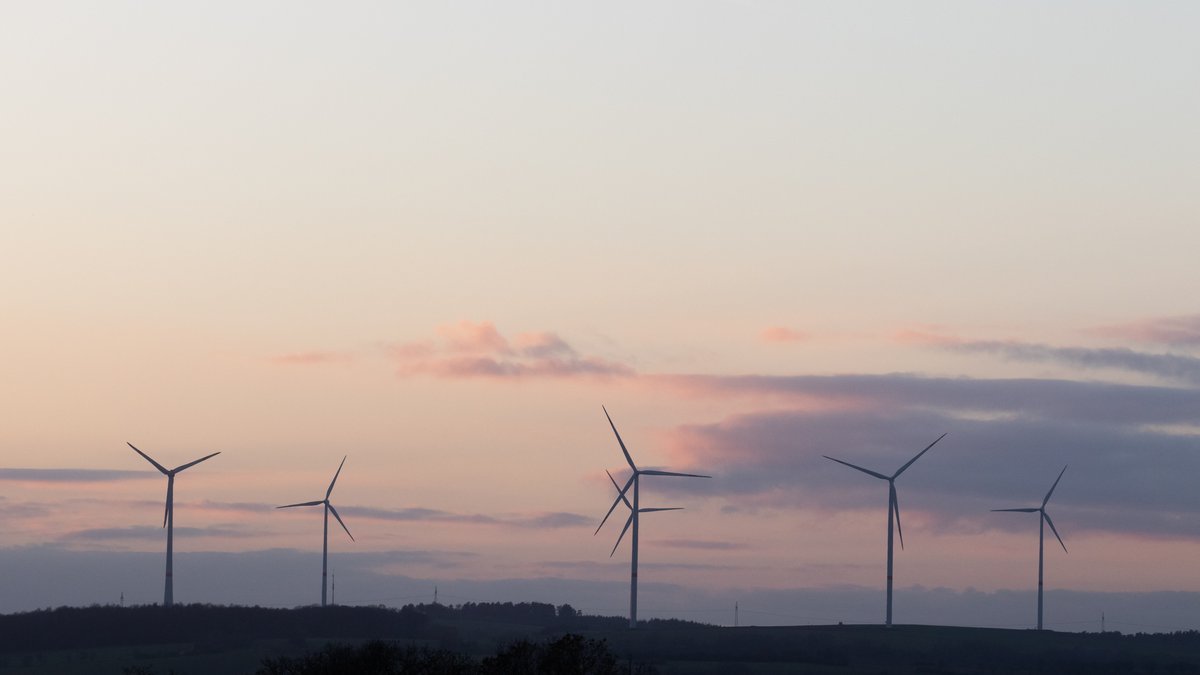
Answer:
[3, 2, 1199, 631]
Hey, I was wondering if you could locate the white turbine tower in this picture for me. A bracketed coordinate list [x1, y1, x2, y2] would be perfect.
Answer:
[127, 442, 220, 608]
[277, 456, 354, 607]
[823, 433, 946, 626]
[993, 465, 1068, 631]
[595, 406, 709, 629]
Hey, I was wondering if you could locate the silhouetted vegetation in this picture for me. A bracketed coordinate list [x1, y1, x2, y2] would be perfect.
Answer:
[480, 634, 624, 675]
[254, 634, 628, 675]
[0, 604, 432, 655]
[256, 641, 474, 675]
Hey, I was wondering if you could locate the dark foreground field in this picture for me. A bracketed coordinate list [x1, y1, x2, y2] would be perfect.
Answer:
[2, 603, 1199, 674]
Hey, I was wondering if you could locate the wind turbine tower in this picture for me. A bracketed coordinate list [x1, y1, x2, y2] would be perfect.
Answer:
[278, 456, 355, 607]
[127, 442, 220, 608]
[823, 433, 945, 626]
[595, 406, 710, 629]
[993, 465, 1068, 630]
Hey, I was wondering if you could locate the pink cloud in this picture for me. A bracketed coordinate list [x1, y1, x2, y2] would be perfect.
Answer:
[513, 331, 575, 357]
[269, 351, 352, 366]
[760, 326, 810, 343]
[890, 327, 961, 346]
[390, 341, 436, 360]
[1091, 315, 1200, 346]
[436, 320, 512, 354]
[394, 321, 634, 380]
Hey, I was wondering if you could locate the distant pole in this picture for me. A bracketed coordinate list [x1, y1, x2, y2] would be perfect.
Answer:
[1101, 612, 1105, 633]
[120, 592, 124, 607]
[735, 602, 739, 627]
[434, 585, 438, 604]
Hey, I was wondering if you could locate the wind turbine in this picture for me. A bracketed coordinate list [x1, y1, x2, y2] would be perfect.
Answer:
[127, 442, 220, 608]
[595, 406, 710, 629]
[993, 465, 1068, 631]
[277, 456, 354, 607]
[823, 433, 946, 626]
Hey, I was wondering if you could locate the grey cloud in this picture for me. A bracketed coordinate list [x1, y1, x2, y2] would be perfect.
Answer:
[60, 525, 261, 542]
[185, 501, 588, 529]
[338, 505, 590, 529]
[653, 374, 1200, 540]
[653, 539, 746, 551]
[536, 560, 627, 574]
[341, 506, 495, 524]
[523, 512, 592, 528]
[517, 333, 575, 358]
[0, 498, 53, 519]
[948, 340, 1200, 385]
[639, 561, 746, 572]
[539, 558, 746, 574]
[659, 373, 1200, 427]
[196, 500, 275, 513]
[0, 468, 157, 483]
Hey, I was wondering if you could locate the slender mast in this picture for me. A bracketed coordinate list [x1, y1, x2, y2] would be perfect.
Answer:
[630, 476, 640, 629]
[885, 482, 894, 626]
[1037, 512, 1045, 630]
[322, 503, 330, 607]
[164, 475, 174, 608]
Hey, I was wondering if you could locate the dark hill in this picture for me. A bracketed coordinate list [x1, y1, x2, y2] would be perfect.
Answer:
[3, 604, 1200, 674]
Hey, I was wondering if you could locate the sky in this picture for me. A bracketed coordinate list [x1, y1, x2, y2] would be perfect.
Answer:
[2, 1, 1199, 632]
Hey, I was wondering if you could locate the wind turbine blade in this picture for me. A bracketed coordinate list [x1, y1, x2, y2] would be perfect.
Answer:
[892, 433, 947, 479]
[328, 503, 354, 542]
[173, 451, 221, 473]
[640, 469, 711, 478]
[163, 476, 174, 528]
[991, 508, 1039, 512]
[595, 495, 627, 535]
[1043, 511, 1067, 553]
[891, 483, 904, 550]
[602, 406, 638, 472]
[823, 456, 888, 480]
[639, 507, 683, 513]
[326, 456, 347, 499]
[607, 470, 634, 506]
[610, 513, 634, 557]
[1042, 465, 1068, 508]
[595, 471, 635, 534]
[128, 443, 169, 475]
[277, 500, 324, 509]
